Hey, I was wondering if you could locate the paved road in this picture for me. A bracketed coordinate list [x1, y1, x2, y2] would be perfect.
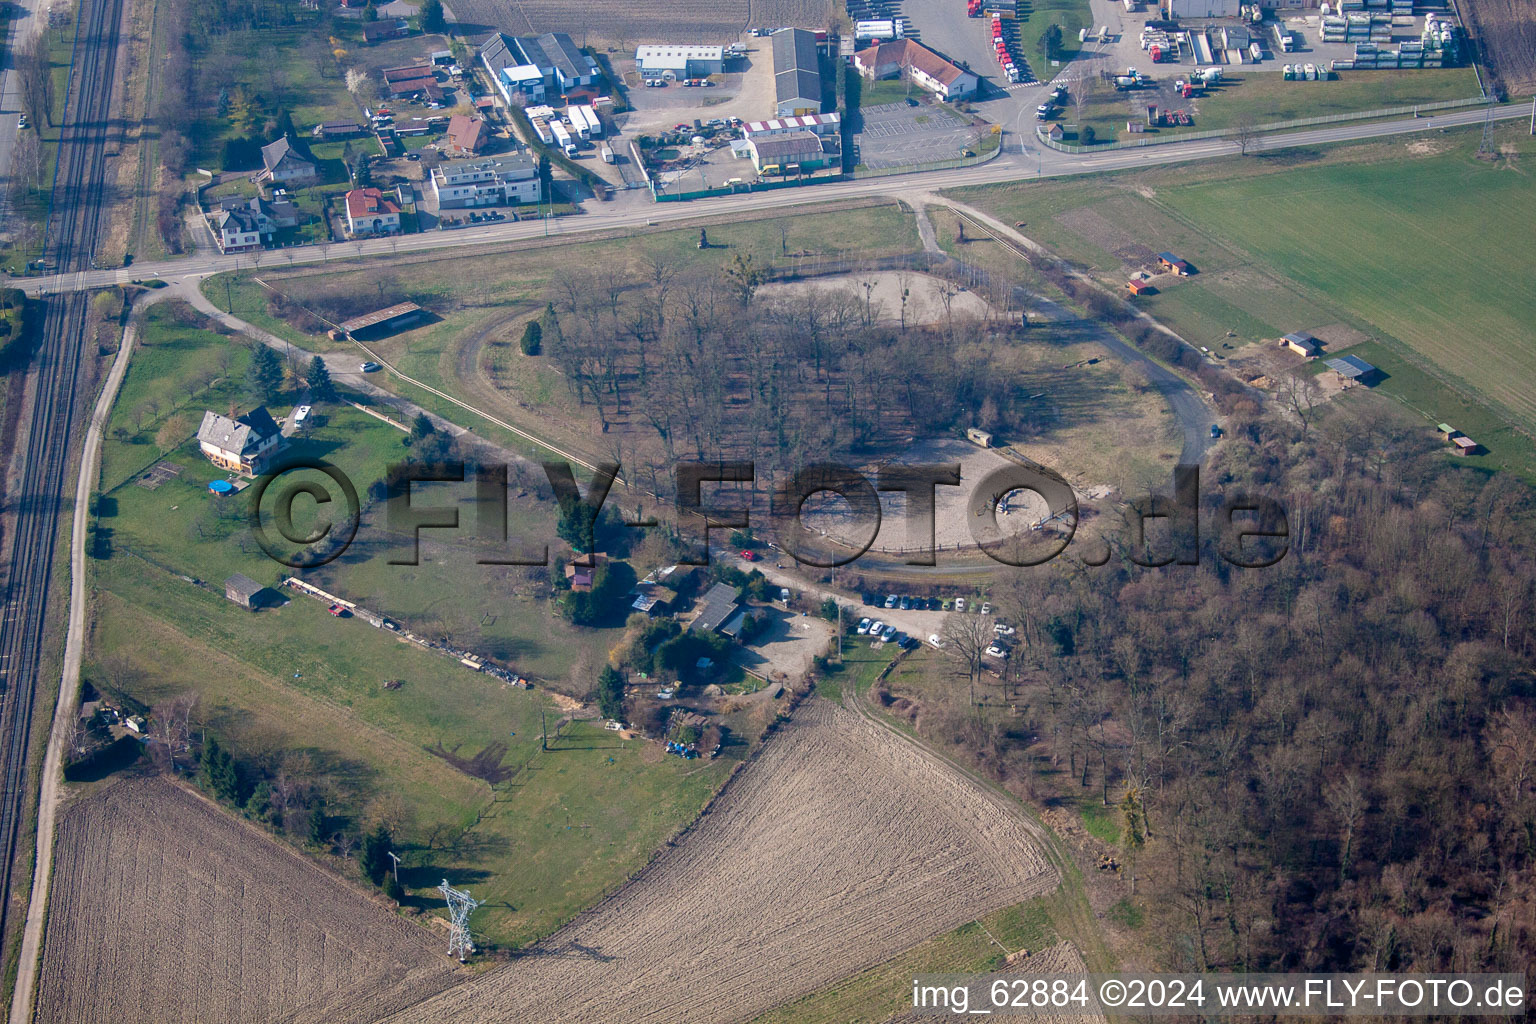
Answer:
[11, 104, 1528, 299]
[0, 0, 54, 238]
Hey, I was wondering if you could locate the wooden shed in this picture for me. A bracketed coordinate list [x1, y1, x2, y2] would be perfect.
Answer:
[225, 574, 269, 610]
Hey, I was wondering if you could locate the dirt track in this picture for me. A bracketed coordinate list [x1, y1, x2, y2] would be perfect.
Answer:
[33, 778, 459, 1024]
[383, 699, 1057, 1024]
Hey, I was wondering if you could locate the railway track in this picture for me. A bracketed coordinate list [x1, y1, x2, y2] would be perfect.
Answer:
[0, 0, 124, 959]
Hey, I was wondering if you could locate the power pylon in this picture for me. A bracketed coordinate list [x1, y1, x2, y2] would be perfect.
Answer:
[438, 879, 482, 962]
[1478, 100, 1497, 157]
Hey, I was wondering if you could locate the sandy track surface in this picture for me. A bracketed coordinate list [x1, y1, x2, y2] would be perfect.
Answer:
[33, 778, 459, 1024]
[384, 699, 1055, 1024]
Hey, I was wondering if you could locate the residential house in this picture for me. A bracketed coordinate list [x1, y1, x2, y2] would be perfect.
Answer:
[635, 44, 725, 81]
[1281, 331, 1320, 357]
[197, 407, 283, 474]
[747, 130, 829, 174]
[344, 187, 402, 236]
[851, 38, 978, 100]
[445, 114, 487, 156]
[771, 28, 823, 116]
[213, 195, 299, 252]
[431, 155, 539, 207]
[689, 582, 742, 635]
[258, 135, 316, 184]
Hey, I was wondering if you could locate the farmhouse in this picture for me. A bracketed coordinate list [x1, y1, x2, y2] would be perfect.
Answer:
[257, 136, 316, 184]
[747, 130, 829, 174]
[344, 187, 402, 237]
[213, 195, 299, 253]
[1323, 354, 1380, 384]
[445, 114, 487, 156]
[1156, 252, 1191, 276]
[636, 44, 725, 81]
[431, 155, 539, 207]
[689, 582, 742, 635]
[771, 28, 824, 116]
[197, 407, 282, 474]
[1281, 331, 1321, 357]
[852, 39, 978, 100]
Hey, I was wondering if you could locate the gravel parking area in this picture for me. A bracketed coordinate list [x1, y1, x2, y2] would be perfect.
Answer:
[854, 102, 981, 170]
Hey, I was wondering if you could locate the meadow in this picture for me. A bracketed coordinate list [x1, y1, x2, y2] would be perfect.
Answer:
[949, 123, 1536, 468]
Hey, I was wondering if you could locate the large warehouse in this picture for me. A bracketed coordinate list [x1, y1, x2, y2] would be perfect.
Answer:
[771, 28, 824, 117]
[636, 44, 725, 80]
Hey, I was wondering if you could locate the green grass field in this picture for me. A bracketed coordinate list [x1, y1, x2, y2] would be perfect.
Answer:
[1071, 68, 1479, 145]
[87, 304, 747, 946]
[949, 123, 1536, 472]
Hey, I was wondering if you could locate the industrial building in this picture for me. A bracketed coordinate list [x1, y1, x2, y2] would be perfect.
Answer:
[1162, 0, 1239, 18]
[479, 32, 599, 103]
[771, 29, 824, 117]
[635, 44, 725, 80]
[746, 130, 830, 174]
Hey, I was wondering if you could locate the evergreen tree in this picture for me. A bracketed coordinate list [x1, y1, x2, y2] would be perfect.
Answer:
[199, 735, 241, 803]
[362, 2, 379, 21]
[597, 665, 625, 721]
[538, 301, 562, 353]
[360, 824, 392, 886]
[306, 355, 338, 403]
[420, 0, 446, 31]
[409, 412, 435, 444]
[247, 344, 283, 403]
[385, 874, 405, 902]
[519, 319, 542, 356]
[307, 803, 328, 846]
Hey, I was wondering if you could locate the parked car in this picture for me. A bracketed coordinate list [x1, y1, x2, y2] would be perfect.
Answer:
[905, 97, 919, 107]
[857, 617, 872, 635]
[407, 152, 420, 161]
[359, 361, 382, 373]
[955, 597, 967, 612]
[17, 114, 28, 130]
[995, 623, 1017, 636]
[980, 602, 992, 615]
[899, 596, 911, 610]
[869, 620, 885, 637]
[986, 643, 1010, 658]
[941, 598, 953, 611]
[885, 594, 898, 608]
[779, 587, 791, 603]
[881, 625, 897, 641]
[928, 634, 944, 648]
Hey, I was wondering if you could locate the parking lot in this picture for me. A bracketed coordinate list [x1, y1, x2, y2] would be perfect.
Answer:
[854, 101, 983, 170]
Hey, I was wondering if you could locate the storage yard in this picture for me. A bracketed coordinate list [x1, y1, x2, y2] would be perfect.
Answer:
[34, 779, 458, 1024]
[379, 700, 1059, 1024]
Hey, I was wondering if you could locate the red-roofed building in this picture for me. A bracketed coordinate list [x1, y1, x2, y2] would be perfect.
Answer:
[445, 114, 486, 156]
[852, 39, 978, 100]
[344, 187, 401, 237]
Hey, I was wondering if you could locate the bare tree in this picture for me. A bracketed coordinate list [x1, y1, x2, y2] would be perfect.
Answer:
[1232, 115, 1260, 156]
[1278, 367, 1322, 437]
[941, 612, 993, 706]
[150, 693, 198, 772]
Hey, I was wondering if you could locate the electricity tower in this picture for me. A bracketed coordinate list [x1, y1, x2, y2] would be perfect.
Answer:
[1478, 100, 1497, 157]
[438, 879, 482, 962]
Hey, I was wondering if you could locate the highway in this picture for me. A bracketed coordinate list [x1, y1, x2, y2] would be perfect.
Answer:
[11, 102, 1528, 299]
[0, 0, 124, 980]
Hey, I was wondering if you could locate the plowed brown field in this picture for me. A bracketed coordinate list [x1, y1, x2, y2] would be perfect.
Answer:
[34, 779, 458, 1024]
[382, 699, 1057, 1024]
[1461, 0, 1536, 95]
